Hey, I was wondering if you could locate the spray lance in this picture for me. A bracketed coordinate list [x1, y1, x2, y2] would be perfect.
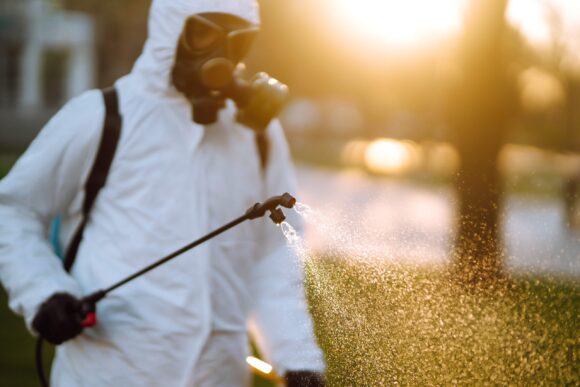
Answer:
[77, 193, 295, 324]
[36, 193, 296, 387]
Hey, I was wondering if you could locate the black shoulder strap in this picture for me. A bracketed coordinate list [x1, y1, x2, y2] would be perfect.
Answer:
[63, 87, 122, 272]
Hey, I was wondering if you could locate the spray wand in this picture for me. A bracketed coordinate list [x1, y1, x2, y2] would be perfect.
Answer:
[36, 193, 296, 387]
[78, 192, 297, 327]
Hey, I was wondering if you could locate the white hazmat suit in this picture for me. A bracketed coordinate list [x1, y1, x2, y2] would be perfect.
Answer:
[0, 0, 325, 385]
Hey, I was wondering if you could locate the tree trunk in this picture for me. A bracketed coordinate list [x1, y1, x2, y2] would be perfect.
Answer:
[450, 0, 513, 285]
[454, 148, 503, 283]
[561, 80, 580, 230]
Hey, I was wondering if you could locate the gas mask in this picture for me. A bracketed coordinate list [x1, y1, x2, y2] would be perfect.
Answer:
[171, 13, 288, 132]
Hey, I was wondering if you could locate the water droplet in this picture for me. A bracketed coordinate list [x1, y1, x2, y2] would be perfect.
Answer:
[280, 221, 300, 245]
[294, 201, 315, 219]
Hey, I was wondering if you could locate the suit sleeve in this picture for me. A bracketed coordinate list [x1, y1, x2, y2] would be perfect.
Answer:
[248, 120, 325, 374]
[0, 90, 104, 331]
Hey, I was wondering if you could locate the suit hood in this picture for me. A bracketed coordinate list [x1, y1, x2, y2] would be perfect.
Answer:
[128, 0, 260, 98]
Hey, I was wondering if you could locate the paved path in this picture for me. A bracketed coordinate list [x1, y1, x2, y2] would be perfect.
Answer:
[296, 165, 580, 278]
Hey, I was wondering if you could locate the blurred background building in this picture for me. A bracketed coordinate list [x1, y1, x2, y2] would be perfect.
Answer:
[0, 0, 94, 148]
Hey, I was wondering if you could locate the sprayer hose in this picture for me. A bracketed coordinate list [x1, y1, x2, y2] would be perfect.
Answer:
[36, 338, 49, 387]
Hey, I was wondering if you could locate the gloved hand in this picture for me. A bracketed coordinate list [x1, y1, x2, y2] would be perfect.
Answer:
[285, 371, 325, 387]
[32, 292, 85, 345]
[235, 72, 288, 133]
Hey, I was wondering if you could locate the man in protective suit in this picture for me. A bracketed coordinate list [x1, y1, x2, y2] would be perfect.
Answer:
[0, 0, 325, 386]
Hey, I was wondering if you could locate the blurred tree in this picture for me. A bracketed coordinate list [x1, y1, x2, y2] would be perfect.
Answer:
[447, 0, 517, 285]
[543, 4, 580, 229]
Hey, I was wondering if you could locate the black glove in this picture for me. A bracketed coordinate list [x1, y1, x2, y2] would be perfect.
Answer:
[32, 292, 85, 345]
[285, 371, 325, 387]
[235, 72, 288, 133]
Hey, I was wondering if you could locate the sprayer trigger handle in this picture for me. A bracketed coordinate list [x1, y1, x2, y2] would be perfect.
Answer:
[79, 290, 105, 329]
[81, 312, 97, 328]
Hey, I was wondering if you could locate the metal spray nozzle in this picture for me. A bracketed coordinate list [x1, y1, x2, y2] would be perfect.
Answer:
[245, 192, 296, 224]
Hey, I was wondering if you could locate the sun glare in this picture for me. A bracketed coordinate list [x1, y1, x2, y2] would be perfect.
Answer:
[330, 0, 465, 49]
[507, 0, 552, 46]
[507, 0, 580, 67]
[330, 0, 580, 56]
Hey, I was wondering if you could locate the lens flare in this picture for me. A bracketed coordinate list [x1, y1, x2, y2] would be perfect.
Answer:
[364, 138, 420, 175]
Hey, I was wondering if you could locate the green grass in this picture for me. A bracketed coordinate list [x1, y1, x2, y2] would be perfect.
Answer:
[0, 153, 19, 178]
[305, 258, 579, 386]
[0, 290, 52, 386]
